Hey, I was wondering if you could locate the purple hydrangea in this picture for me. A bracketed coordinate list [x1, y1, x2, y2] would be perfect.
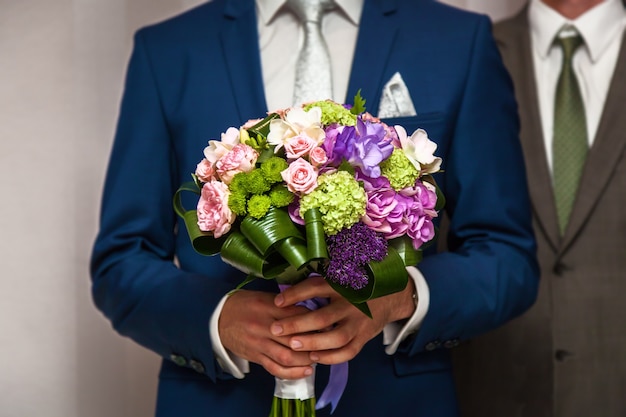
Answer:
[322, 119, 394, 178]
[325, 222, 388, 290]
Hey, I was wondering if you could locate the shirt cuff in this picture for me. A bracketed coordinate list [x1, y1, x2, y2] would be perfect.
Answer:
[383, 266, 430, 355]
[209, 293, 250, 379]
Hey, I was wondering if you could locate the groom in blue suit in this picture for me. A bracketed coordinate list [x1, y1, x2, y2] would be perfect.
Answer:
[91, 0, 539, 416]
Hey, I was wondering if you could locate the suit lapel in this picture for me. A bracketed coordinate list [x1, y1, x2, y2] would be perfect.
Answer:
[497, 10, 561, 251]
[346, 0, 398, 110]
[220, 0, 267, 120]
[560, 29, 626, 252]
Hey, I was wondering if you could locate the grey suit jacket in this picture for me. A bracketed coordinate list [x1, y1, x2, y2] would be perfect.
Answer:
[451, 6, 626, 417]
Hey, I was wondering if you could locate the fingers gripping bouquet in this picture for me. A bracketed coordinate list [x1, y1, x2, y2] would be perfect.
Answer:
[174, 93, 444, 417]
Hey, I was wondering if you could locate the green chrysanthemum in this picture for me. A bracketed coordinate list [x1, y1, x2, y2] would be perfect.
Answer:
[229, 172, 249, 196]
[228, 191, 248, 216]
[261, 156, 289, 184]
[269, 184, 294, 208]
[244, 169, 271, 195]
[304, 101, 357, 126]
[248, 194, 272, 219]
[299, 170, 366, 236]
[380, 149, 420, 190]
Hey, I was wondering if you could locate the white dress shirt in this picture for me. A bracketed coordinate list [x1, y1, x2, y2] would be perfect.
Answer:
[258, 0, 361, 109]
[529, 0, 626, 172]
[209, 0, 431, 378]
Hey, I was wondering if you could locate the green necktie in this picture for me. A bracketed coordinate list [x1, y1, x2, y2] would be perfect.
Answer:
[552, 28, 588, 235]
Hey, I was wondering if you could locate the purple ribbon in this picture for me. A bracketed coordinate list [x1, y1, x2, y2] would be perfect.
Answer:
[278, 284, 349, 414]
[315, 361, 348, 413]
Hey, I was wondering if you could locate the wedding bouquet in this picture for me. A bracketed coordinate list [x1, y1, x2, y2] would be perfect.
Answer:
[174, 93, 444, 416]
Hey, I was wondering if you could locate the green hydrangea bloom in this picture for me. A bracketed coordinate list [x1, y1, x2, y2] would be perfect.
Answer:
[269, 184, 294, 208]
[228, 191, 248, 216]
[380, 149, 420, 190]
[304, 101, 356, 126]
[299, 170, 366, 236]
[248, 194, 272, 219]
[244, 169, 271, 195]
[260, 157, 288, 184]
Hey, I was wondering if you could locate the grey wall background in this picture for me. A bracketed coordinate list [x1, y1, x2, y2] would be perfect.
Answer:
[0, 1, 525, 416]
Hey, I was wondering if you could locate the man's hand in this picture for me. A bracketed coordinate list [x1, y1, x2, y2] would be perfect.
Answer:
[270, 276, 416, 365]
[219, 289, 314, 379]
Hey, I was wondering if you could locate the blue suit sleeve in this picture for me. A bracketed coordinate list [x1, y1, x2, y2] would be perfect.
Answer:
[409, 16, 539, 355]
[90, 31, 233, 382]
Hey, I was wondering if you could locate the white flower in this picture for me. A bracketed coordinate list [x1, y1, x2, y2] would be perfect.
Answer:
[396, 125, 442, 174]
[203, 127, 240, 164]
[267, 107, 325, 152]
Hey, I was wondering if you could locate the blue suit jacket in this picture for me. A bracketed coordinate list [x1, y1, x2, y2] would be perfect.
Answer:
[91, 0, 539, 416]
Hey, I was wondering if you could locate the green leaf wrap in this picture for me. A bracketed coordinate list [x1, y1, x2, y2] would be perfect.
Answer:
[240, 207, 309, 271]
[327, 246, 408, 316]
[389, 236, 423, 266]
[173, 181, 224, 256]
[220, 231, 288, 279]
[303, 209, 328, 261]
[247, 113, 278, 139]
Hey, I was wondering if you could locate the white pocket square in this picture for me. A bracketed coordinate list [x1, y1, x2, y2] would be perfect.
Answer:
[377, 72, 417, 119]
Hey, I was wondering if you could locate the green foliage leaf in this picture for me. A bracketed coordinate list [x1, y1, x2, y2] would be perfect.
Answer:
[351, 89, 366, 115]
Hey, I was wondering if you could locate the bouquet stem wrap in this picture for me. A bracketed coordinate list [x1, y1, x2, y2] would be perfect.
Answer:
[275, 283, 349, 416]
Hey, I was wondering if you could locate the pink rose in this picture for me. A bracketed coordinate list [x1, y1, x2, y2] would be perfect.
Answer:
[195, 158, 216, 182]
[383, 193, 413, 239]
[196, 180, 235, 238]
[398, 183, 437, 248]
[361, 187, 398, 234]
[407, 215, 435, 250]
[281, 158, 318, 195]
[400, 182, 438, 218]
[216, 143, 258, 184]
[309, 147, 328, 167]
[284, 134, 318, 159]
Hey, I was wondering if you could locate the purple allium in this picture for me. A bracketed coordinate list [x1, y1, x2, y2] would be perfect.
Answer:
[325, 222, 388, 290]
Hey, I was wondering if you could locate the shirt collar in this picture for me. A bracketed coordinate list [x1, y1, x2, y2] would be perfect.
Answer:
[529, 0, 626, 62]
[257, 0, 363, 26]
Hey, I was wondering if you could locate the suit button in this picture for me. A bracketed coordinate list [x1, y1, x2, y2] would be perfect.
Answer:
[169, 354, 187, 367]
[425, 340, 441, 351]
[553, 262, 567, 276]
[443, 338, 460, 349]
[554, 349, 573, 362]
[189, 359, 206, 374]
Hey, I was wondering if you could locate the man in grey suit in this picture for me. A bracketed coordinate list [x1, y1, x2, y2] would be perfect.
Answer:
[452, 0, 626, 416]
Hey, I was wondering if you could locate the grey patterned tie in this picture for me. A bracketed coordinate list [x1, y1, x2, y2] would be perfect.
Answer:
[287, 0, 335, 105]
[553, 27, 588, 235]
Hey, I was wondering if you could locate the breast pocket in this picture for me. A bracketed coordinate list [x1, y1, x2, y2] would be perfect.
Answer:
[381, 112, 447, 149]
